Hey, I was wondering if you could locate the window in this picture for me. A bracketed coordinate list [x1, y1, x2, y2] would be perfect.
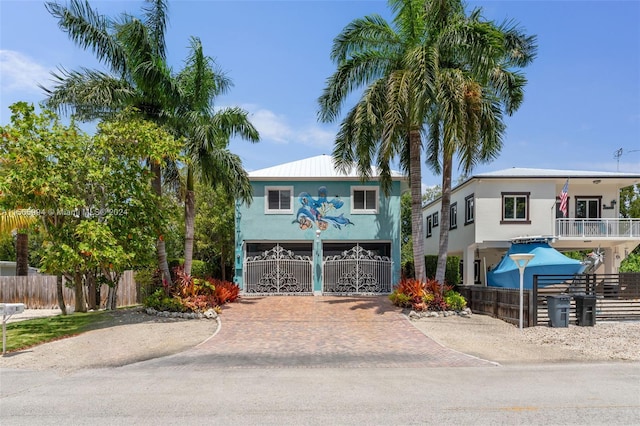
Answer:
[265, 186, 293, 214]
[450, 202, 458, 229]
[426, 215, 433, 238]
[351, 186, 378, 213]
[464, 194, 474, 225]
[576, 197, 601, 219]
[432, 212, 439, 227]
[501, 192, 530, 223]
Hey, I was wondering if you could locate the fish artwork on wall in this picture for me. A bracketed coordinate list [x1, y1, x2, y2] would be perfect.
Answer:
[293, 186, 354, 231]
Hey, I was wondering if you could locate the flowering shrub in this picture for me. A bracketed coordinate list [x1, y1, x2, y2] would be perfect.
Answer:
[143, 265, 240, 313]
[389, 278, 467, 312]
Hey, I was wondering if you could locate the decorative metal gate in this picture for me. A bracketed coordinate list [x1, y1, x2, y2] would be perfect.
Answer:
[323, 245, 392, 294]
[244, 244, 313, 294]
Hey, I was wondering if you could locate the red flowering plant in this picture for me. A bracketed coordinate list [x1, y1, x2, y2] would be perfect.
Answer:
[144, 265, 241, 313]
[389, 278, 464, 312]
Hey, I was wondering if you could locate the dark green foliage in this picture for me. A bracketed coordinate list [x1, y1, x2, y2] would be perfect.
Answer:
[190, 260, 210, 279]
[620, 253, 640, 272]
[144, 288, 186, 312]
[402, 255, 461, 285]
[134, 267, 162, 302]
[168, 258, 212, 279]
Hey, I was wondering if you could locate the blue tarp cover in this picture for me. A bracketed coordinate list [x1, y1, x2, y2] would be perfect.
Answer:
[487, 242, 585, 289]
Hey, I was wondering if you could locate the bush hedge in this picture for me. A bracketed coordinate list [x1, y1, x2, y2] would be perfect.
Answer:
[401, 255, 461, 286]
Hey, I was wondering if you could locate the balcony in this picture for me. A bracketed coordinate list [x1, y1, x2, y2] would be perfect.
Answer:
[556, 218, 640, 239]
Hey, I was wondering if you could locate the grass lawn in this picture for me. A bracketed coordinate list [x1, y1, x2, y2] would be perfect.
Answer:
[3, 310, 119, 353]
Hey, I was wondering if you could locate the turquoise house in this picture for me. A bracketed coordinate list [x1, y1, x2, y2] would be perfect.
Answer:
[234, 155, 406, 295]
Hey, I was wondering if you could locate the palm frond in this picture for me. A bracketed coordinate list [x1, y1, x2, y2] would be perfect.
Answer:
[41, 67, 135, 120]
[318, 49, 397, 123]
[197, 149, 253, 204]
[142, 0, 169, 60]
[45, 0, 126, 74]
[330, 14, 400, 63]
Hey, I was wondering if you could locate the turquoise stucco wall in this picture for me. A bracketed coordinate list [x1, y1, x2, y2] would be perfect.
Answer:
[234, 179, 402, 290]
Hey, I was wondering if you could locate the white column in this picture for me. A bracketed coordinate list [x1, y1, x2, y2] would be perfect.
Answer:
[603, 247, 615, 274]
[464, 244, 476, 285]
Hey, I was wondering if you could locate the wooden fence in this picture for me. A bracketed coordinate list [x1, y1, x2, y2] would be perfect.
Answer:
[458, 286, 535, 327]
[0, 270, 138, 309]
[459, 272, 640, 328]
[533, 273, 640, 325]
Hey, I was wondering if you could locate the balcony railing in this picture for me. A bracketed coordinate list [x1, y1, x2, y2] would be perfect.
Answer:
[556, 218, 640, 239]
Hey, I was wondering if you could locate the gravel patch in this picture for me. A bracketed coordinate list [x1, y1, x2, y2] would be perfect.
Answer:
[410, 313, 640, 364]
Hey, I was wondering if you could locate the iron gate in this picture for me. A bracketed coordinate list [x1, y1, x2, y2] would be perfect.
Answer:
[323, 245, 392, 294]
[244, 244, 313, 294]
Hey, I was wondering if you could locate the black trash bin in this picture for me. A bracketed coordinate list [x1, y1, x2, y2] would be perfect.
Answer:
[574, 294, 596, 326]
[547, 295, 570, 327]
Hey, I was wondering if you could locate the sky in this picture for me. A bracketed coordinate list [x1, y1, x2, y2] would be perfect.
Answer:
[1, 0, 639, 188]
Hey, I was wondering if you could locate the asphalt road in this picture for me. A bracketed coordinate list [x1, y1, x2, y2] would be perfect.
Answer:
[2, 362, 639, 425]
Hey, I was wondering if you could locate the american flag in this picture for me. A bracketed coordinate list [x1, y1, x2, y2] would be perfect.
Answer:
[559, 179, 569, 218]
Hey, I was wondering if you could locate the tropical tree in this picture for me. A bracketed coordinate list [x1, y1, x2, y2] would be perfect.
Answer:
[620, 184, 640, 219]
[319, 0, 536, 287]
[422, 1, 536, 285]
[319, 0, 432, 281]
[170, 37, 259, 276]
[44, 0, 178, 285]
[0, 211, 36, 276]
[1, 103, 179, 312]
[194, 182, 236, 281]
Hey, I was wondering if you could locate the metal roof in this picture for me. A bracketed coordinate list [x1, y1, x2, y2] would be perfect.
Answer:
[248, 154, 405, 180]
[474, 167, 639, 179]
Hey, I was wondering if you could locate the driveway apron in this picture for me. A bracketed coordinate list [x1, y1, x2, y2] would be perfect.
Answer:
[156, 296, 493, 369]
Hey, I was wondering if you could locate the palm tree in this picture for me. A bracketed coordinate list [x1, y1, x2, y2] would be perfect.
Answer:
[171, 37, 259, 276]
[320, 0, 536, 286]
[0, 211, 36, 276]
[319, 0, 432, 281]
[422, 1, 537, 285]
[44, 0, 179, 285]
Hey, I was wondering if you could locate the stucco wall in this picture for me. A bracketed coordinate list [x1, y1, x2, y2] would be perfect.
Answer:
[235, 179, 402, 288]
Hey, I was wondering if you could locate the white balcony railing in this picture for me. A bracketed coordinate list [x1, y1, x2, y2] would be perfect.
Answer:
[556, 218, 640, 239]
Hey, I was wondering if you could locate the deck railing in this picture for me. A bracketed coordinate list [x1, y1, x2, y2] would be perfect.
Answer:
[555, 218, 640, 238]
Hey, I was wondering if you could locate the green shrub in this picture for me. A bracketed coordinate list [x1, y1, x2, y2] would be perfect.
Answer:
[135, 268, 162, 302]
[389, 290, 412, 308]
[144, 288, 186, 312]
[190, 260, 211, 278]
[168, 258, 212, 279]
[444, 290, 467, 311]
[401, 255, 461, 285]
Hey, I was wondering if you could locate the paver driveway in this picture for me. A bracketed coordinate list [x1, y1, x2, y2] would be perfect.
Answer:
[154, 296, 494, 369]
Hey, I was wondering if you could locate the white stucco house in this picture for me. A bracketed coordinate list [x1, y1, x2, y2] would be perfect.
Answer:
[422, 168, 640, 286]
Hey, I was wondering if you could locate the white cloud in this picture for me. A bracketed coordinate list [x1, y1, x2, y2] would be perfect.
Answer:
[0, 50, 50, 93]
[297, 125, 336, 148]
[249, 108, 293, 144]
[243, 104, 336, 148]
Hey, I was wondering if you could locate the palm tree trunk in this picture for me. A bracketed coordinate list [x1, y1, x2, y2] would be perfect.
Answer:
[183, 166, 195, 276]
[15, 232, 28, 276]
[151, 161, 173, 287]
[435, 152, 453, 288]
[56, 274, 67, 315]
[409, 129, 426, 281]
